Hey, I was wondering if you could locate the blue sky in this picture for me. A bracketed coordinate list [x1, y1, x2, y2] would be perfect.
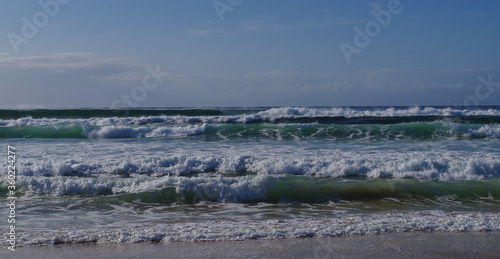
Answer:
[0, 0, 499, 108]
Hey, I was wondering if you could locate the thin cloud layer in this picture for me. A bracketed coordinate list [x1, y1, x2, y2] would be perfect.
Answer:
[0, 52, 132, 69]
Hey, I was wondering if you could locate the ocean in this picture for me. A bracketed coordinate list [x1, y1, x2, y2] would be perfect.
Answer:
[2, 106, 500, 246]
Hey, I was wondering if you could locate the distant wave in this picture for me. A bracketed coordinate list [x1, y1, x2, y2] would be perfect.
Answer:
[1, 107, 500, 125]
[0, 108, 225, 120]
[252, 106, 500, 118]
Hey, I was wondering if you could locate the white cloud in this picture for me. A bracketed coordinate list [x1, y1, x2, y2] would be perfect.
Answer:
[0, 52, 132, 69]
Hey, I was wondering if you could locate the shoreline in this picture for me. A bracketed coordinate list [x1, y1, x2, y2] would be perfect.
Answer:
[3, 231, 500, 259]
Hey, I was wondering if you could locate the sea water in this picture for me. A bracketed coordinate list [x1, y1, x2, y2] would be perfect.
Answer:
[1, 106, 500, 245]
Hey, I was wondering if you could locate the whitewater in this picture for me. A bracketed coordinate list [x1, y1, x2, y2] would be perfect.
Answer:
[1, 106, 499, 246]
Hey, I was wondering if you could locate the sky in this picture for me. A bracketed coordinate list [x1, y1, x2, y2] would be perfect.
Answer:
[0, 0, 499, 108]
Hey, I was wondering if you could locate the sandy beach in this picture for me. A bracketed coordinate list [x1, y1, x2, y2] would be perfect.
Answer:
[3, 231, 500, 259]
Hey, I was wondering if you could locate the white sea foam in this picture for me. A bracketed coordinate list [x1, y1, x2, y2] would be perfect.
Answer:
[12, 147, 500, 182]
[239, 107, 500, 121]
[16, 174, 271, 202]
[463, 125, 500, 138]
[10, 156, 500, 201]
[3, 107, 499, 248]
[82, 124, 209, 138]
[13, 211, 500, 246]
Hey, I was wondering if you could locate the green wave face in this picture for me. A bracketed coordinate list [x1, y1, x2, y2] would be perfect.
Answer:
[214, 123, 462, 141]
[40, 177, 500, 208]
[266, 177, 500, 203]
[0, 122, 498, 140]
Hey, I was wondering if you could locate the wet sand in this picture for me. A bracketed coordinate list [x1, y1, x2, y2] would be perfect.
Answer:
[3, 231, 500, 259]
